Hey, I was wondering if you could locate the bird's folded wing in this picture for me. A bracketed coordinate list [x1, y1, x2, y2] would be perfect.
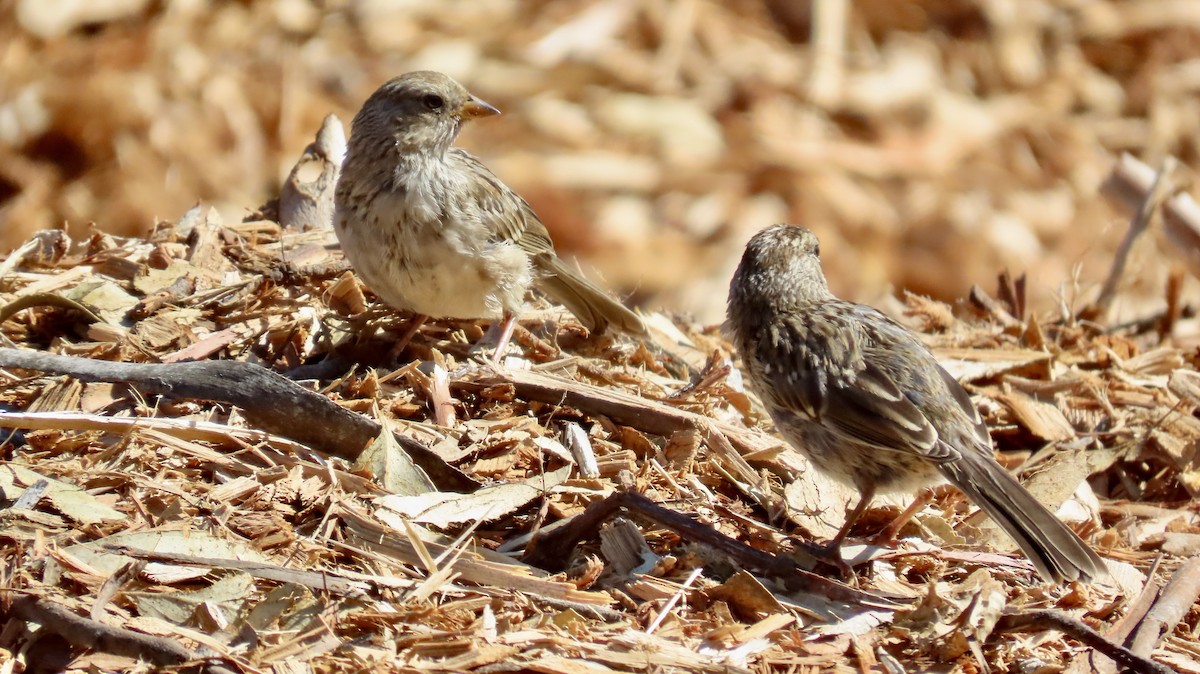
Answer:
[448, 149, 556, 256]
[759, 317, 955, 463]
[936, 365, 992, 446]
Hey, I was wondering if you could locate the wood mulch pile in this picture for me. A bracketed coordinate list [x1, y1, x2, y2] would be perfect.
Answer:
[4, 0, 1200, 323]
[0, 154, 1198, 672]
[3, 1, 1200, 672]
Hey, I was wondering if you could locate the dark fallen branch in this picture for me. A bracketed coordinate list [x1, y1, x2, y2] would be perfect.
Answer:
[6, 594, 199, 666]
[995, 609, 1174, 674]
[0, 347, 475, 492]
[525, 490, 909, 612]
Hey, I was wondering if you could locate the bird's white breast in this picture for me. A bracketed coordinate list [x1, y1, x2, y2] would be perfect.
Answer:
[334, 153, 532, 319]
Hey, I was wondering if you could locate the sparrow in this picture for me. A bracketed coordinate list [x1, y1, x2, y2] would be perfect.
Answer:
[333, 70, 646, 357]
[725, 224, 1106, 583]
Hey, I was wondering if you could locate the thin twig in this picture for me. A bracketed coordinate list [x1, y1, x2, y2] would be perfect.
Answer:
[995, 609, 1174, 674]
[1129, 557, 1200, 658]
[1091, 156, 1177, 317]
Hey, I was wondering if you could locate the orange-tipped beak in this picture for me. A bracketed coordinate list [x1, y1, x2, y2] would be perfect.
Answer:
[460, 96, 501, 120]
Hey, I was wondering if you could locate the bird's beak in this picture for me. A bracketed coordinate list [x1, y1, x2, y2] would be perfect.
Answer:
[460, 95, 501, 120]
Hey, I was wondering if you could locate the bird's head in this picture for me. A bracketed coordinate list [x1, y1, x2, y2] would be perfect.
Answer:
[351, 70, 500, 156]
[727, 224, 832, 321]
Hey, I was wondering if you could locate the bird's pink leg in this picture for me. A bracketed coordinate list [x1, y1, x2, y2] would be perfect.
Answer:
[871, 489, 933, 546]
[387, 313, 428, 361]
[489, 312, 518, 365]
[793, 484, 876, 576]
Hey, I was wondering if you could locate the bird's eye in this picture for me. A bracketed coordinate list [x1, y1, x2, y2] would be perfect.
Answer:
[813, 243, 820, 256]
[423, 94, 444, 111]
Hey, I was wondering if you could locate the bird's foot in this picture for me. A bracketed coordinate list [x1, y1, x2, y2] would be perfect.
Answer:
[468, 314, 519, 366]
[789, 536, 855, 579]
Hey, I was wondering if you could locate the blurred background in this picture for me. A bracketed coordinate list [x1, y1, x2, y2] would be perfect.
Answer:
[1, 0, 1198, 324]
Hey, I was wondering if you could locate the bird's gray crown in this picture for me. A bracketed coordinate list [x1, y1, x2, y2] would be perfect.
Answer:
[349, 71, 491, 158]
[369, 71, 472, 119]
[745, 223, 820, 262]
[730, 224, 832, 313]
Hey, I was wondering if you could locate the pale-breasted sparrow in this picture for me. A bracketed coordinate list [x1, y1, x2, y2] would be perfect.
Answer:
[334, 71, 646, 355]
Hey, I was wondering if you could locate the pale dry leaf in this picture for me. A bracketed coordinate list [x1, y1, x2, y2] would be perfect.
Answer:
[782, 458, 857, 540]
[352, 423, 436, 496]
[706, 570, 783, 621]
[128, 572, 255, 626]
[0, 464, 124, 525]
[375, 465, 571, 527]
[65, 528, 271, 577]
[62, 280, 138, 324]
[997, 391, 1076, 442]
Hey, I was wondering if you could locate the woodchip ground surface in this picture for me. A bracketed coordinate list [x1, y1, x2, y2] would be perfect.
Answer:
[1, 1, 1200, 673]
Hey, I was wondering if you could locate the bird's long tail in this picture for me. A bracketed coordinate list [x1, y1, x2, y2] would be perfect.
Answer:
[942, 449, 1107, 584]
[534, 254, 647, 337]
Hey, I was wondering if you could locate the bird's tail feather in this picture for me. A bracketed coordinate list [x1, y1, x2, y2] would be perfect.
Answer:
[943, 450, 1106, 584]
[535, 254, 647, 337]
